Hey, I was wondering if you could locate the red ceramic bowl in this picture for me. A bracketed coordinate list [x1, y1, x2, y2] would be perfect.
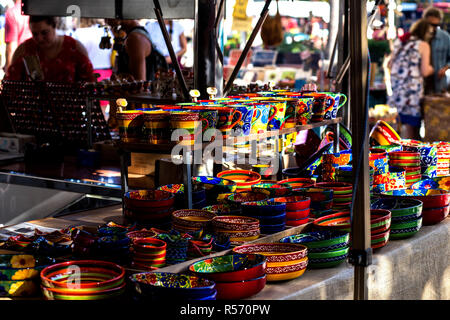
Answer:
[286, 217, 310, 226]
[371, 229, 390, 250]
[277, 178, 315, 189]
[272, 196, 311, 211]
[401, 166, 422, 173]
[233, 243, 308, 262]
[124, 190, 175, 209]
[188, 254, 267, 283]
[388, 151, 420, 160]
[212, 216, 260, 231]
[133, 251, 166, 260]
[214, 275, 266, 300]
[133, 238, 167, 252]
[389, 159, 421, 167]
[286, 208, 310, 220]
[422, 205, 449, 225]
[369, 148, 387, 160]
[370, 209, 392, 234]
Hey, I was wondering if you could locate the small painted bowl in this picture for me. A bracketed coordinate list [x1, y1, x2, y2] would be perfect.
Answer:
[124, 190, 175, 210]
[130, 272, 216, 299]
[279, 230, 350, 253]
[422, 205, 449, 225]
[286, 208, 310, 220]
[265, 257, 308, 281]
[277, 178, 315, 189]
[226, 192, 268, 206]
[213, 274, 266, 300]
[293, 187, 334, 202]
[251, 183, 293, 197]
[212, 216, 260, 231]
[272, 196, 311, 211]
[188, 253, 267, 282]
[171, 209, 217, 228]
[379, 189, 450, 209]
[370, 198, 423, 218]
[241, 201, 287, 216]
[192, 176, 237, 194]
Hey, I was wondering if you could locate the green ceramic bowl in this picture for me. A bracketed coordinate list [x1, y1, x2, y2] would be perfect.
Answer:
[390, 217, 422, 230]
[279, 230, 350, 253]
[370, 198, 423, 218]
[308, 246, 349, 260]
[389, 219, 422, 240]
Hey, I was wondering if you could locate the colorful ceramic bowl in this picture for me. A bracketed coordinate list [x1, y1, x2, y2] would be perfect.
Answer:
[251, 183, 293, 197]
[279, 230, 350, 253]
[214, 229, 260, 243]
[0, 255, 55, 281]
[188, 253, 266, 282]
[378, 189, 450, 209]
[264, 257, 308, 281]
[213, 274, 266, 300]
[124, 190, 175, 210]
[371, 229, 390, 249]
[389, 217, 422, 239]
[192, 176, 238, 194]
[411, 177, 450, 191]
[286, 208, 310, 220]
[370, 209, 392, 234]
[212, 216, 260, 231]
[226, 192, 268, 206]
[308, 246, 349, 264]
[233, 243, 308, 263]
[370, 198, 423, 218]
[130, 272, 216, 300]
[126, 230, 157, 241]
[277, 178, 315, 189]
[389, 159, 421, 167]
[293, 187, 334, 202]
[217, 170, 262, 192]
[272, 196, 311, 211]
[422, 205, 449, 225]
[41, 282, 126, 300]
[389, 151, 420, 160]
[315, 182, 353, 195]
[369, 120, 401, 145]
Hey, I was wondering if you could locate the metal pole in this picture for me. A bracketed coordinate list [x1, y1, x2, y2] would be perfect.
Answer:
[153, 0, 190, 100]
[223, 0, 272, 96]
[349, 0, 372, 301]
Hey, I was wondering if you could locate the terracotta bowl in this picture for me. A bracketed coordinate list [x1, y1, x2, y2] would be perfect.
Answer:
[286, 208, 310, 220]
[422, 205, 449, 225]
[251, 183, 293, 197]
[188, 253, 266, 282]
[123, 190, 175, 209]
[272, 196, 311, 211]
[213, 274, 266, 300]
[212, 216, 260, 231]
[129, 272, 216, 299]
[279, 230, 350, 253]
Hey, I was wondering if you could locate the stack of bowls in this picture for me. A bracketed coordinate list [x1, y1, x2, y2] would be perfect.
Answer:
[131, 238, 167, 270]
[123, 190, 175, 228]
[130, 272, 217, 301]
[280, 230, 350, 268]
[315, 182, 353, 211]
[157, 184, 207, 209]
[188, 254, 267, 300]
[40, 260, 126, 300]
[226, 192, 268, 212]
[217, 170, 262, 192]
[233, 243, 308, 282]
[0, 254, 55, 297]
[435, 142, 450, 176]
[171, 209, 217, 234]
[272, 196, 311, 226]
[313, 209, 392, 249]
[372, 144, 403, 153]
[371, 198, 423, 239]
[321, 150, 353, 182]
[212, 216, 260, 245]
[241, 201, 287, 234]
[192, 176, 237, 205]
[388, 151, 422, 187]
[402, 143, 438, 178]
[379, 189, 449, 225]
[277, 178, 315, 190]
[155, 232, 191, 265]
[293, 187, 334, 218]
[370, 148, 390, 193]
[251, 183, 293, 198]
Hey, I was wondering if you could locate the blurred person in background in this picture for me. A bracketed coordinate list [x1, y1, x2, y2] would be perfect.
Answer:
[5, 16, 94, 82]
[423, 6, 450, 94]
[4, 0, 31, 71]
[145, 19, 187, 69]
[72, 18, 112, 81]
[387, 19, 434, 140]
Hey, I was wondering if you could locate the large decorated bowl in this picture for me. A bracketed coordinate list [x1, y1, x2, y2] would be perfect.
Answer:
[410, 176, 450, 191]
[130, 272, 216, 300]
[279, 230, 350, 253]
[171, 209, 217, 229]
[188, 253, 266, 282]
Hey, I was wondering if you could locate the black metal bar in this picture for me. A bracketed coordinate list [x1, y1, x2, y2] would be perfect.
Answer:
[335, 55, 350, 85]
[349, 0, 371, 301]
[216, 41, 224, 66]
[153, 0, 190, 100]
[223, 0, 272, 96]
[214, 0, 225, 31]
[327, 35, 339, 79]
[183, 150, 193, 209]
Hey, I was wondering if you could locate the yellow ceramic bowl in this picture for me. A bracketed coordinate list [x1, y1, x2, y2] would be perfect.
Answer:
[266, 267, 306, 282]
[267, 258, 307, 268]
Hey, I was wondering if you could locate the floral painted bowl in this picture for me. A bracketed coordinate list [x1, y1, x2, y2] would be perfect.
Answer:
[212, 215, 260, 231]
[370, 198, 423, 218]
[277, 178, 315, 189]
[241, 201, 287, 216]
[279, 230, 350, 253]
[188, 253, 267, 282]
[272, 196, 311, 211]
[130, 272, 216, 300]
[0, 255, 56, 281]
[124, 190, 175, 210]
[217, 170, 262, 192]
[410, 176, 450, 191]
[213, 274, 266, 300]
[251, 183, 293, 197]
[378, 189, 450, 209]
[421, 205, 449, 225]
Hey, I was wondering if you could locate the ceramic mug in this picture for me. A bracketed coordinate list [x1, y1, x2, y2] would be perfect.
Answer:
[170, 112, 202, 145]
[214, 107, 242, 138]
[231, 104, 257, 137]
[294, 97, 314, 125]
[186, 107, 219, 141]
[302, 93, 331, 122]
[142, 110, 170, 144]
[249, 103, 274, 135]
[321, 92, 347, 120]
[275, 98, 297, 128]
[266, 99, 287, 130]
[116, 110, 144, 143]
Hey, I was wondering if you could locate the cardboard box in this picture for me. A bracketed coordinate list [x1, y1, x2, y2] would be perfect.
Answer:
[0, 132, 35, 153]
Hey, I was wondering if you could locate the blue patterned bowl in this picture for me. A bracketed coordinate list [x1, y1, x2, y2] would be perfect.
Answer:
[130, 272, 216, 299]
[192, 176, 238, 194]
